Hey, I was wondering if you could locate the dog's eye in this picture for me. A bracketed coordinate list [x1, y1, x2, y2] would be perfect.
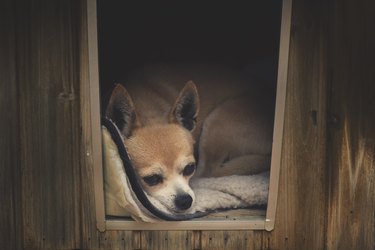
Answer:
[143, 174, 163, 186]
[182, 163, 196, 176]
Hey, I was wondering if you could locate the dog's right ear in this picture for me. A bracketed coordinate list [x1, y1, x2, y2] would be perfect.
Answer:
[105, 84, 139, 138]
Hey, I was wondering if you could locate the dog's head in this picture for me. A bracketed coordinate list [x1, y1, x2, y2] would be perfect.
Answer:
[105, 81, 199, 213]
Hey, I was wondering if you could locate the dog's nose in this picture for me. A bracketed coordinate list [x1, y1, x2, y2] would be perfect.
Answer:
[175, 194, 193, 210]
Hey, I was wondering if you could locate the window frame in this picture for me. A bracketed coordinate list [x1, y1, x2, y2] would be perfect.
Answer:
[88, 0, 293, 232]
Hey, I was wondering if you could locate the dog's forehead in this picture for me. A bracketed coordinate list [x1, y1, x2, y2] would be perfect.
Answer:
[125, 124, 194, 169]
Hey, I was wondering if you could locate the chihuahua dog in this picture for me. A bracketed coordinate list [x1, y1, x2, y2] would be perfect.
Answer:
[104, 64, 274, 214]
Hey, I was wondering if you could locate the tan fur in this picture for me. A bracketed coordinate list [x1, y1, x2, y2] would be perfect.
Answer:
[105, 63, 273, 213]
[196, 94, 273, 177]
[126, 124, 195, 192]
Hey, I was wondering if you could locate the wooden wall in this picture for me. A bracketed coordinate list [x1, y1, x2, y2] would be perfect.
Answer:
[0, 0, 374, 249]
[0, 1, 22, 250]
[327, 0, 375, 248]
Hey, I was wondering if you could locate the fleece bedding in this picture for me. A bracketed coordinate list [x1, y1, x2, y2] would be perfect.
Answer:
[102, 118, 269, 222]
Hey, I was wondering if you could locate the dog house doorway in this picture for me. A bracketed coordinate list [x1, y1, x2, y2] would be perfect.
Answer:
[89, 0, 292, 231]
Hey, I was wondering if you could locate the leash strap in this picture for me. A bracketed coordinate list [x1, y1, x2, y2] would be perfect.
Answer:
[101, 117, 208, 221]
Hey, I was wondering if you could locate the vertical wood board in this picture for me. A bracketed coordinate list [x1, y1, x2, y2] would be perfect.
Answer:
[265, 0, 330, 249]
[327, 0, 375, 249]
[17, 0, 83, 248]
[0, 1, 23, 249]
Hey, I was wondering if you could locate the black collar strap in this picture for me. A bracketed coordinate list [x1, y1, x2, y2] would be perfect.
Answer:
[101, 117, 208, 221]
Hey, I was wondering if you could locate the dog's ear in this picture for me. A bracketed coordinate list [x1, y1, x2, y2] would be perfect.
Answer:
[170, 81, 199, 131]
[105, 84, 140, 137]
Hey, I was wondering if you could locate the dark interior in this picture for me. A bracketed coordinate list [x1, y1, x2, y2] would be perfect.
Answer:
[97, 1, 282, 106]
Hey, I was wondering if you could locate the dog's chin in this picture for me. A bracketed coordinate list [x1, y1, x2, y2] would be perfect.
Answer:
[168, 207, 193, 215]
[160, 201, 195, 215]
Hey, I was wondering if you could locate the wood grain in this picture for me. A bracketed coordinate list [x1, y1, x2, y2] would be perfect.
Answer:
[16, 0, 83, 248]
[97, 230, 133, 249]
[327, 0, 375, 249]
[0, 1, 22, 250]
[200, 231, 254, 250]
[78, 0, 103, 248]
[140, 231, 195, 250]
[255, 0, 330, 248]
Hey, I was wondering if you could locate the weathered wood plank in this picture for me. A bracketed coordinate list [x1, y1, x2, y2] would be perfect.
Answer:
[0, 1, 22, 250]
[140, 231, 195, 250]
[200, 231, 255, 250]
[16, 0, 83, 248]
[98, 231, 133, 249]
[265, 0, 330, 249]
[78, 0, 103, 248]
[327, 0, 375, 249]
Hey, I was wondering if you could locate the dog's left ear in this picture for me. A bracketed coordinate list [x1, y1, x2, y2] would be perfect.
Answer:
[169, 81, 199, 131]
